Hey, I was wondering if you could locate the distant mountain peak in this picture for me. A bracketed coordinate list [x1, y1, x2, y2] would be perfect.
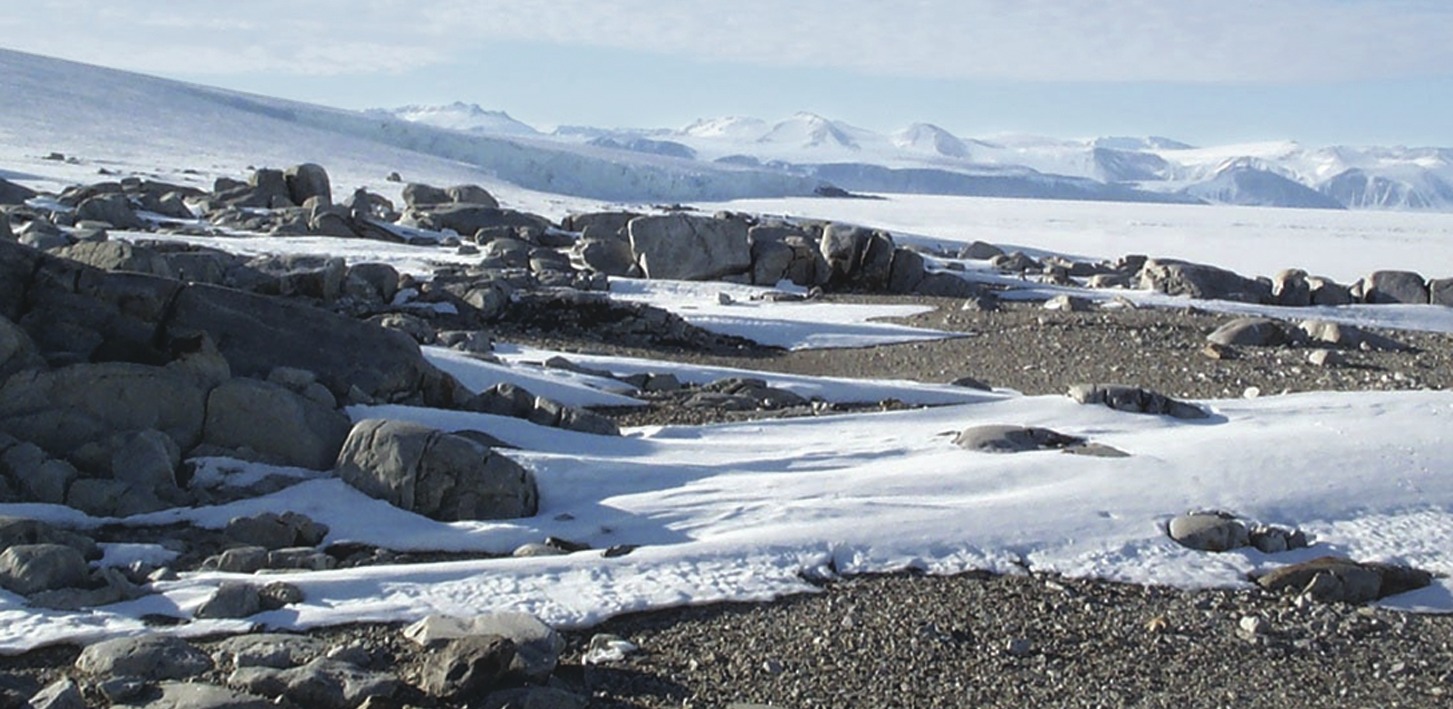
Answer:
[892, 123, 971, 159]
[381, 103, 539, 136]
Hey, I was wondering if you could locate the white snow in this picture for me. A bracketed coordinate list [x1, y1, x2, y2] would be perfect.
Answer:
[4, 386, 1452, 651]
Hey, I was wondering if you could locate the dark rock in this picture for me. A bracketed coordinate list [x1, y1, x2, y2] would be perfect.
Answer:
[1167, 512, 1249, 552]
[1362, 270, 1428, 305]
[957, 241, 1004, 260]
[284, 164, 332, 207]
[914, 272, 981, 298]
[26, 678, 84, 709]
[418, 635, 515, 701]
[403, 613, 563, 682]
[1430, 277, 1453, 307]
[953, 425, 1085, 453]
[445, 184, 498, 207]
[0, 362, 207, 455]
[1297, 320, 1410, 351]
[0, 177, 37, 206]
[401, 183, 451, 209]
[1066, 383, 1208, 419]
[1271, 268, 1311, 307]
[51, 240, 173, 277]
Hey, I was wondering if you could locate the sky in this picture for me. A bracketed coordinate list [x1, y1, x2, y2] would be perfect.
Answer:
[3, 0, 1452, 147]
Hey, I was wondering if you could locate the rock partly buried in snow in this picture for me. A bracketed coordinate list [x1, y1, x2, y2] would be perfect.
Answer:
[1139, 258, 1271, 304]
[1067, 383, 1209, 419]
[1255, 556, 1434, 603]
[953, 425, 1085, 454]
[1167, 512, 1250, 552]
[224, 511, 329, 550]
[1206, 317, 1288, 347]
[195, 582, 263, 620]
[0, 544, 89, 595]
[76, 635, 213, 680]
[1361, 270, 1428, 305]
[335, 419, 539, 521]
[628, 213, 751, 281]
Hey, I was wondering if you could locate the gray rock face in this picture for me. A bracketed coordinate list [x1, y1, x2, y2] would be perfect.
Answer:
[26, 678, 85, 709]
[958, 241, 1005, 260]
[0, 362, 207, 455]
[0, 544, 88, 595]
[166, 283, 435, 403]
[0, 316, 42, 387]
[211, 634, 327, 670]
[0, 517, 96, 557]
[224, 512, 328, 550]
[914, 271, 981, 298]
[1271, 268, 1311, 307]
[418, 635, 516, 701]
[228, 658, 400, 709]
[203, 378, 351, 470]
[953, 425, 1085, 453]
[401, 182, 451, 208]
[818, 223, 873, 285]
[574, 231, 637, 277]
[127, 681, 275, 709]
[195, 583, 262, 619]
[1067, 383, 1208, 419]
[1139, 259, 1271, 303]
[52, 240, 173, 277]
[75, 635, 213, 680]
[887, 248, 926, 294]
[628, 213, 752, 281]
[479, 687, 588, 709]
[1167, 513, 1249, 552]
[403, 612, 565, 681]
[445, 184, 498, 207]
[1255, 556, 1432, 603]
[75, 193, 147, 230]
[1307, 276, 1353, 306]
[284, 164, 332, 207]
[335, 419, 539, 521]
[1430, 278, 1453, 307]
[0, 177, 37, 206]
[1362, 270, 1428, 305]
[1206, 317, 1288, 347]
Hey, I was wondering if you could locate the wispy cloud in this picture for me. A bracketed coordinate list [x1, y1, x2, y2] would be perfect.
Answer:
[6, 0, 1452, 83]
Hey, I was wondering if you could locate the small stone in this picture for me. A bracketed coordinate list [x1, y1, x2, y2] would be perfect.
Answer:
[1005, 637, 1033, 657]
[583, 634, 638, 664]
[1239, 615, 1270, 638]
[1307, 349, 1346, 368]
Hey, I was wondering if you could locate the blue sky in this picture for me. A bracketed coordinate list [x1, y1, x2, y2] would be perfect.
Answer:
[5, 0, 1452, 147]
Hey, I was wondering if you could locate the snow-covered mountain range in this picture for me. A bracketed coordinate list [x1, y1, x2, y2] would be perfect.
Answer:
[381, 106, 1453, 211]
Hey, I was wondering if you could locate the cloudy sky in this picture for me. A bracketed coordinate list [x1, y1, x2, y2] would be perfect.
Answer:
[5, 0, 1452, 146]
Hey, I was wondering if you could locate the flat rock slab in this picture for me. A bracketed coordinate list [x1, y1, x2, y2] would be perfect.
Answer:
[953, 425, 1085, 454]
[76, 636, 213, 680]
[1256, 556, 1433, 603]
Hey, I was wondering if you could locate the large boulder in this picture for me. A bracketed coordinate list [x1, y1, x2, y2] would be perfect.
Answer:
[284, 163, 332, 207]
[164, 283, 436, 403]
[0, 239, 41, 321]
[1139, 259, 1271, 303]
[403, 612, 564, 682]
[573, 231, 638, 277]
[887, 248, 926, 294]
[335, 419, 539, 521]
[0, 362, 208, 454]
[418, 635, 516, 702]
[1167, 513, 1249, 552]
[74, 193, 147, 230]
[1362, 270, 1428, 305]
[203, 378, 352, 470]
[0, 544, 88, 595]
[627, 213, 751, 281]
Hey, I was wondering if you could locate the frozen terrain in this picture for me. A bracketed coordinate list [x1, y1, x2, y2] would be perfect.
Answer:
[2, 48, 1453, 654]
